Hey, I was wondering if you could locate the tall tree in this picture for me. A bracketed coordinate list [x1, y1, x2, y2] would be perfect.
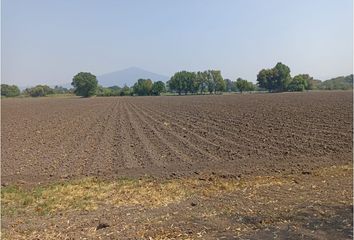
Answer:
[256, 62, 291, 92]
[273, 62, 291, 91]
[196, 71, 208, 94]
[236, 78, 254, 93]
[168, 71, 194, 95]
[206, 70, 215, 94]
[151, 81, 166, 95]
[210, 70, 225, 93]
[224, 79, 233, 92]
[133, 79, 153, 96]
[72, 72, 98, 97]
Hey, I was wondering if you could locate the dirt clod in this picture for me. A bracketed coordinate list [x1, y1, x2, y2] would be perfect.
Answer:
[96, 223, 110, 230]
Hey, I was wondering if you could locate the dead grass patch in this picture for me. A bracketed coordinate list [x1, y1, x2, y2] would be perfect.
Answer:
[5, 164, 350, 217]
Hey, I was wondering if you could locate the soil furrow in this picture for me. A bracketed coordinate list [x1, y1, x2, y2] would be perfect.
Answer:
[115, 99, 141, 169]
[1, 92, 352, 185]
[123, 101, 164, 168]
[151, 104, 348, 156]
[139, 104, 270, 160]
[127, 102, 192, 166]
[129, 101, 225, 164]
[150, 106, 283, 157]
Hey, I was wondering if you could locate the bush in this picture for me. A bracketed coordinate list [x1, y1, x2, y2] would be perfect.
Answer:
[28, 86, 45, 97]
[23, 85, 55, 97]
[1, 84, 20, 97]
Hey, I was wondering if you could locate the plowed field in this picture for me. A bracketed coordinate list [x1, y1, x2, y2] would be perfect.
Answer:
[1, 91, 353, 239]
[2, 91, 352, 185]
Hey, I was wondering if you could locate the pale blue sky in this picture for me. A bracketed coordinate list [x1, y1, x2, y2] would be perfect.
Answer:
[2, 0, 353, 86]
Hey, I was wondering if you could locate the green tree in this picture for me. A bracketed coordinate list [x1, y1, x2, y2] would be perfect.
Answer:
[152, 81, 166, 95]
[71, 72, 98, 97]
[168, 71, 191, 95]
[257, 68, 274, 91]
[133, 79, 153, 96]
[287, 74, 313, 91]
[169, 70, 224, 95]
[53, 85, 69, 94]
[256, 62, 291, 92]
[107, 86, 121, 96]
[23, 85, 54, 97]
[206, 70, 215, 94]
[236, 78, 255, 93]
[185, 72, 198, 94]
[1, 84, 21, 97]
[300, 74, 314, 90]
[224, 79, 233, 92]
[168, 74, 182, 95]
[27, 86, 45, 97]
[273, 62, 291, 91]
[196, 71, 208, 94]
[211, 70, 225, 93]
[120, 85, 132, 96]
[40, 85, 55, 95]
[96, 86, 114, 96]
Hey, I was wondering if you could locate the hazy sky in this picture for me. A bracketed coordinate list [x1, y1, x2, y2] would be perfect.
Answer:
[2, 0, 353, 86]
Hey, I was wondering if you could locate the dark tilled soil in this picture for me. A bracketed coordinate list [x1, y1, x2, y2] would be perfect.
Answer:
[1, 91, 353, 239]
[1, 92, 352, 185]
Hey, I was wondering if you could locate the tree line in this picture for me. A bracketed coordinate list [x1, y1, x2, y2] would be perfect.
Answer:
[257, 62, 315, 92]
[2, 63, 352, 98]
[1, 84, 71, 97]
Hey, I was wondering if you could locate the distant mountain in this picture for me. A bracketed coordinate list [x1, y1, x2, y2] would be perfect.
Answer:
[97, 67, 169, 87]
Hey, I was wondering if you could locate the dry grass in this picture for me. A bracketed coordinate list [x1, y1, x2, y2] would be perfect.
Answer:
[1, 174, 291, 217]
[2, 165, 352, 240]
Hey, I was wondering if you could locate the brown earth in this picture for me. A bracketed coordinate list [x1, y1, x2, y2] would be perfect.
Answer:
[1, 91, 353, 185]
[2, 165, 352, 239]
[1, 91, 353, 239]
